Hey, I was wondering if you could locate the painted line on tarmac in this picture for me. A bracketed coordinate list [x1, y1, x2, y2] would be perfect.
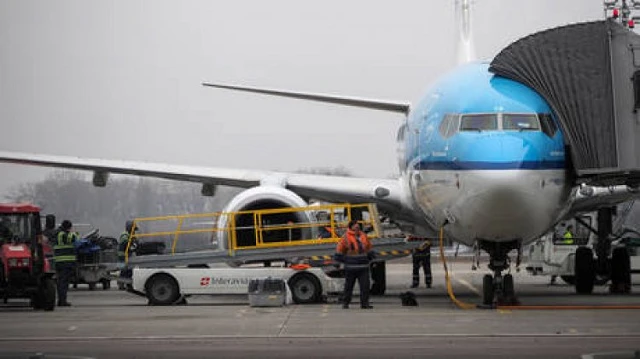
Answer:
[455, 278, 481, 296]
[2, 333, 640, 342]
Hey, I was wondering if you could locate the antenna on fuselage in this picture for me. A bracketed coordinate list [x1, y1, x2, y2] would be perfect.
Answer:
[455, 0, 476, 64]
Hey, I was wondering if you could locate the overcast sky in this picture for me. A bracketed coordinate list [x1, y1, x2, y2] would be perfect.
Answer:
[0, 0, 605, 198]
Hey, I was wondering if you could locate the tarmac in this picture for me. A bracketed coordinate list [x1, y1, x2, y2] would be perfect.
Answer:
[0, 258, 639, 358]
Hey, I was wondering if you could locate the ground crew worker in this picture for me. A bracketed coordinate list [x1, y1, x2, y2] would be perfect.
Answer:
[551, 225, 575, 285]
[411, 239, 432, 288]
[55, 220, 77, 307]
[563, 225, 575, 244]
[334, 220, 374, 309]
[318, 222, 337, 239]
[118, 220, 138, 263]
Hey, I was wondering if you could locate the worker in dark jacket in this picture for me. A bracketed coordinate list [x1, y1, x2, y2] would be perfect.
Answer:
[411, 239, 432, 288]
[55, 220, 78, 307]
[118, 220, 138, 263]
[334, 220, 374, 309]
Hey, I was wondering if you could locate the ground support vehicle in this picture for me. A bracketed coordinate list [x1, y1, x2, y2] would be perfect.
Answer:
[72, 229, 118, 290]
[130, 264, 343, 305]
[0, 203, 56, 310]
[526, 206, 640, 288]
[118, 203, 418, 304]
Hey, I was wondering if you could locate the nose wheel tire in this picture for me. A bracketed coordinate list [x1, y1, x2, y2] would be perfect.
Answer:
[503, 274, 515, 298]
[482, 274, 494, 306]
[482, 273, 516, 306]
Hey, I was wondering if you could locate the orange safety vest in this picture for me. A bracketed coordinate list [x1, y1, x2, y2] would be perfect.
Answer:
[335, 230, 372, 269]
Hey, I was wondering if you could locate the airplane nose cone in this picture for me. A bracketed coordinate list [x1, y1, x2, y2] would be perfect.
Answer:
[463, 172, 541, 239]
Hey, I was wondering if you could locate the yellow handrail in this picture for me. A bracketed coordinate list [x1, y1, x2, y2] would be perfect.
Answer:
[171, 217, 184, 254]
[123, 203, 381, 263]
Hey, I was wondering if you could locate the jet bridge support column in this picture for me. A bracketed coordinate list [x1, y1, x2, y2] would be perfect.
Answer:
[595, 207, 614, 278]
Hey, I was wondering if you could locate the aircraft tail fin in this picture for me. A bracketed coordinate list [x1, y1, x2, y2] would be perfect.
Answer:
[202, 82, 410, 115]
[455, 0, 476, 64]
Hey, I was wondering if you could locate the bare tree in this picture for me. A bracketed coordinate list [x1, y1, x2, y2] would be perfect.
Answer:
[5, 170, 240, 239]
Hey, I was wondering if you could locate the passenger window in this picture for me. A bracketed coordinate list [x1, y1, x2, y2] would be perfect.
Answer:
[538, 113, 558, 137]
[503, 114, 540, 131]
[460, 114, 497, 131]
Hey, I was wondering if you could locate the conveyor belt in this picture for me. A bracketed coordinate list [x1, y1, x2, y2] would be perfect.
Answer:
[127, 237, 418, 268]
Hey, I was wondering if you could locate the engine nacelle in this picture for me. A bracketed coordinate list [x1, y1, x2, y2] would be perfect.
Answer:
[216, 186, 317, 250]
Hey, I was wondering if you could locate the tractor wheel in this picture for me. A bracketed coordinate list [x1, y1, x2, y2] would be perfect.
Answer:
[42, 277, 56, 311]
[31, 294, 43, 310]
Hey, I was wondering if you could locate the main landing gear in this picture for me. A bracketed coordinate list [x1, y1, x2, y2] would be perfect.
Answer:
[479, 240, 521, 306]
[574, 207, 632, 295]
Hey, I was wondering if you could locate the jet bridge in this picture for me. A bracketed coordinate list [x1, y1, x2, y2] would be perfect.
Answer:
[489, 20, 640, 187]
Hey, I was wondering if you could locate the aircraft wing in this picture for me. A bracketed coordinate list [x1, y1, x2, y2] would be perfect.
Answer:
[0, 151, 404, 209]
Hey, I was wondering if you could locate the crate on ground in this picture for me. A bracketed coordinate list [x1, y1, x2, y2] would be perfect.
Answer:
[248, 277, 287, 307]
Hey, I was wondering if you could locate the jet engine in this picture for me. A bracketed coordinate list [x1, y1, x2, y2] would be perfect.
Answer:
[216, 186, 316, 250]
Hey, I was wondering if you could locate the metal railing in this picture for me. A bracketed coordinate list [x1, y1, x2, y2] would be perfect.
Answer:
[124, 203, 381, 263]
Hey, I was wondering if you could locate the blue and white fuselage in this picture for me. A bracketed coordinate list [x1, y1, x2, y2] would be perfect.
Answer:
[402, 62, 572, 245]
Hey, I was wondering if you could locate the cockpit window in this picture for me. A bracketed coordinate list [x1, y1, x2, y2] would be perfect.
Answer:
[503, 114, 540, 131]
[460, 114, 497, 131]
[439, 114, 459, 139]
[538, 113, 558, 137]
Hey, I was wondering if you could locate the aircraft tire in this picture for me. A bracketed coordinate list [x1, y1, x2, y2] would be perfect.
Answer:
[610, 247, 631, 294]
[575, 247, 595, 294]
[503, 274, 515, 298]
[560, 275, 575, 285]
[482, 274, 493, 306]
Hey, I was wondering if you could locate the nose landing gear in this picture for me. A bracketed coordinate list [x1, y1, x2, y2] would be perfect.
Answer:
[479, 240, 520, 306]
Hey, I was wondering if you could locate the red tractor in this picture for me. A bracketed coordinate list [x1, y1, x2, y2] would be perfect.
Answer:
[0, 203, 56, 311]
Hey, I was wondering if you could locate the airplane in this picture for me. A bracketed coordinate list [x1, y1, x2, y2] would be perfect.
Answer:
[1, 0, 639, 305]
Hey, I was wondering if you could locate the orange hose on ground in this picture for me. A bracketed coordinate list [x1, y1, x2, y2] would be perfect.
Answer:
[497, 305, 640, 310]
[439, 226, 477, 309]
